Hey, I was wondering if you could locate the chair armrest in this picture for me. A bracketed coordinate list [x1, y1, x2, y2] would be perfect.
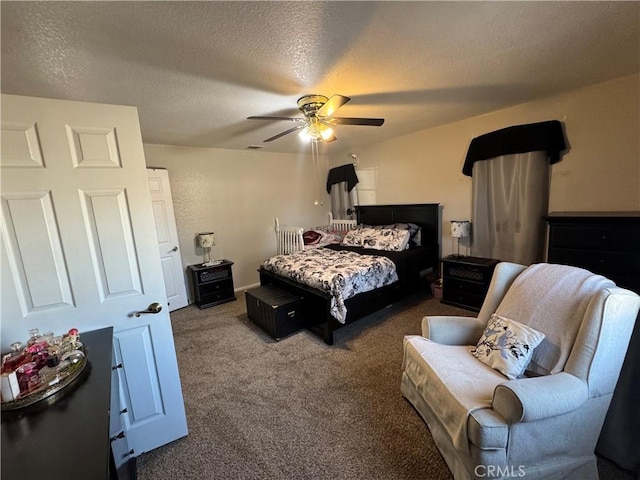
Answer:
[493, 372, 589, 423]
[421, 316, 485, 345]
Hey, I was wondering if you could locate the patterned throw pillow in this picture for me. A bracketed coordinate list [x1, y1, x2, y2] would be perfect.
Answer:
[356, 223, 422, 247]
[341, 229, 365, 247]
[362, 228, 410, 251]
[471, 313, 545, 380]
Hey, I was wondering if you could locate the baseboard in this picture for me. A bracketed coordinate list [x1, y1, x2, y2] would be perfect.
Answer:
[235, 282, 260, 293]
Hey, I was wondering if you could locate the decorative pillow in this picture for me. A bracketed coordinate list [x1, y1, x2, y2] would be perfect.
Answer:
[341, 229, 365, 247]
[355, 223, 421, 249]
[362, 228, 410, 251]
[471, 313, 545, 380]
[302, 230, 323, 245]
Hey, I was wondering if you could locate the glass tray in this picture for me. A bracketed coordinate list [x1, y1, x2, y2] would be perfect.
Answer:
[1, 347, 89, 411]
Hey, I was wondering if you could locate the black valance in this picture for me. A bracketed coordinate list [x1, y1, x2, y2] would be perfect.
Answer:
[462, 120, 566, 176]
[326, 163, 359, 193]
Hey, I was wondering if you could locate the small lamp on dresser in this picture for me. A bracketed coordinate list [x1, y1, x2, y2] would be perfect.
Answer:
[196, 232, 215, 265]
[450, 220, 470, 258]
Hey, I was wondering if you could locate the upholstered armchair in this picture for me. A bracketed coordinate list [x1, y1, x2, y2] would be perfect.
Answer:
[401, 262, 640, 480]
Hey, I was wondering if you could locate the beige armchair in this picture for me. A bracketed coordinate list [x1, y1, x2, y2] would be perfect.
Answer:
[402, 262, 640, 480]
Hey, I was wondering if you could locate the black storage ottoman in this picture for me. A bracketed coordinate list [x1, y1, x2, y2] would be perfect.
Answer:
[245, 286, 304, 340]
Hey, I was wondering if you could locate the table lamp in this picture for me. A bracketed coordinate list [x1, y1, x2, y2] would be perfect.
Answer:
[450, 220, 470, 258]
[196, 232, 215, 265]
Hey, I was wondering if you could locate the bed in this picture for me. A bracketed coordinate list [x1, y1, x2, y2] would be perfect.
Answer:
[260, 204, 441, 344]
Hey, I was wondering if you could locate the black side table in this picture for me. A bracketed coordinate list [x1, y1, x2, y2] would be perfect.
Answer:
[441, 255, 499, 312]
[188, 260, 236, 308]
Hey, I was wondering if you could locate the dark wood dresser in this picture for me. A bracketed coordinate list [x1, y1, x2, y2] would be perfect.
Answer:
[545, 212, 640, 292]
[1, 327, 115, 480]
[546, 212, 640, 475]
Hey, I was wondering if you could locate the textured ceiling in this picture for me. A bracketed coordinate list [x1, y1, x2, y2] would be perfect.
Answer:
[2, 1, 639, 155]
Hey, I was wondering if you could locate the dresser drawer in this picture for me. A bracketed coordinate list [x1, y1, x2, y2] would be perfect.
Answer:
[443, 263, 494, 284]
[548, 248, 640, 278]
[198, 278, 234, 294]
[442, 289, 485, 311]
[200, 289, 236, 307]
[549, 224, 640, 252]
[443, 277, 488, 297]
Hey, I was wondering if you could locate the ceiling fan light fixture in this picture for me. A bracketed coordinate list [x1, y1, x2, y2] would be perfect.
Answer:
[299, 126, 313, 142]
[321, 126, 334, 140]
[249, 93, 384, 144]
[299, 120, 333, 142]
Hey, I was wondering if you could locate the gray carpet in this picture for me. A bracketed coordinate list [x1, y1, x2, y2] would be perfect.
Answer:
[136, 290, 633, 480]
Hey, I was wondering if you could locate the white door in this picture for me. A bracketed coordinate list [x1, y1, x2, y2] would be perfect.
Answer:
[147, 168, 188, 311]
[0, 94, 188, 461]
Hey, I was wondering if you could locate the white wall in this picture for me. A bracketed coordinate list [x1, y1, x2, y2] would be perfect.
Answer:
[331, 74, 640, 257]
[143, 145, 330, 294]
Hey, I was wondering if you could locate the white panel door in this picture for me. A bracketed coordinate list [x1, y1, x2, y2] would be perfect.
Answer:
[146, 168, 188, 311]
[0, 94, 187, 462]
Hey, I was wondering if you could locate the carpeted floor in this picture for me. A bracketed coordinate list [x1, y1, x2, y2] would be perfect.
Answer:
[136, 290, 634, 480]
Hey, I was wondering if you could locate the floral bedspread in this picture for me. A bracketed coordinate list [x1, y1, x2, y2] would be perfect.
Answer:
[261, 248, 398, 323]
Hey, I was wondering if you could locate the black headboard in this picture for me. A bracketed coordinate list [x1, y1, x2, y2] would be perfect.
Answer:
[355, 203, 441, 250]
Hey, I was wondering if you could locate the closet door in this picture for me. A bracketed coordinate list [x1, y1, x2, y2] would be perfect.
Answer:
[147, 168, 188, 311]
[0, 94, 187, 463]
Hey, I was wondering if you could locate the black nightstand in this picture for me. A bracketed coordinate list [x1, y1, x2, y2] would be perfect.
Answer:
[188, 260, 236, 309]
[441, 255, 499, 312]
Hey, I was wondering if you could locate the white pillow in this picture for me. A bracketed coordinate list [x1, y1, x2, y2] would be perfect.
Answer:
[471, 313, 545, 380]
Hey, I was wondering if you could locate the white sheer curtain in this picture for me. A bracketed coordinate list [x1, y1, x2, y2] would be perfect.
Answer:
[471, 151, 549, 265]
[330, 182, 356, 220]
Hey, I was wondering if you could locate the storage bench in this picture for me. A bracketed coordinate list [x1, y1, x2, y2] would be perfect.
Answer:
[245, 286, 304, 340]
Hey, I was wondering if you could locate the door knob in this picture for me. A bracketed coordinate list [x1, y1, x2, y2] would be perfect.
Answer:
[170, 246, 178, 252]
[134, 302, 163, 317]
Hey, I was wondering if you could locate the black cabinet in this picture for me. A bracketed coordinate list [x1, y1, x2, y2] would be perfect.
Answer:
[245, 286, 304, 340]
[188, 261, 236, 308]
[441, 255, 499, 312]
[545, 212, 640, 474]
[545, 212, 640, 293]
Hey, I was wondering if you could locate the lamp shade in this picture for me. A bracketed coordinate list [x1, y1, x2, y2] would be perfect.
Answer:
[197, 232, 215, 248]
[450, 220, 470, 239]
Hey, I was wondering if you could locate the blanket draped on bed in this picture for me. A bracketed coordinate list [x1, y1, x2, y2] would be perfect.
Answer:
[261, 248, 398, 323]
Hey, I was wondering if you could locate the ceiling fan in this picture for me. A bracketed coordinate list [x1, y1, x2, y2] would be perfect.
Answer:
[247, 94, 384, 143]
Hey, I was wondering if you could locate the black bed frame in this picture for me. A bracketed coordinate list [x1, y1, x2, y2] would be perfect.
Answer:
[259, 203, 441, 345]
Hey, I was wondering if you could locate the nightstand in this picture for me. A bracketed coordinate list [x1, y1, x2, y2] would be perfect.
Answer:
[441, 255, 499, 312]
[188, 260, 236, 309]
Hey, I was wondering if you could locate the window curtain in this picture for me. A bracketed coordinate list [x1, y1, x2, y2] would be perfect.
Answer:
[327, 164, 358, 220]
[464, 120, 566, 265]
[471, 151, 549, 264]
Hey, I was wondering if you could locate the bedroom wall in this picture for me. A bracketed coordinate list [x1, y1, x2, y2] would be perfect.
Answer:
[330, 73, 640, 258]
[143, 144, 330, 293]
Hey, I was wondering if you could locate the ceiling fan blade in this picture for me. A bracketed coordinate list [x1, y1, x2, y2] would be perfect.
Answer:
[248, 116, 306, 122]
[263, 125, 305, 142]
[317, 94, 350, 118]
[328, 117, 385, 126]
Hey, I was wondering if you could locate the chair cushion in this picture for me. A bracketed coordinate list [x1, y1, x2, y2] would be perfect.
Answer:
[471, 313, 545, 380]
[403, 336, 506, 453]
[495, 263, 615, 375]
